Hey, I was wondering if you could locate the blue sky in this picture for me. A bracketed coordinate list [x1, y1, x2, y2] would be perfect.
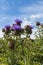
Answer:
[0, 0, 43, 28]
[0, 0, 43, 38]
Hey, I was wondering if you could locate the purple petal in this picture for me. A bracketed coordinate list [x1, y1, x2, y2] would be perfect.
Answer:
[12, 25, 21, 30]
[5, 25, 11, 29]
[15, 19, 22, 23]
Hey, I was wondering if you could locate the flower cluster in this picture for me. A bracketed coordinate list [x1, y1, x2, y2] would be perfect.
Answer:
[11, 19, 22, 35]
[2, 19, 33, 36]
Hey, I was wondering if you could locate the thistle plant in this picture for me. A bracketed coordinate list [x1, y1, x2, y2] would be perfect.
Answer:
[0, 20, 43, 65]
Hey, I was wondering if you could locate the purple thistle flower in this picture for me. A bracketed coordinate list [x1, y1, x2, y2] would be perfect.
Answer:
[15, 19, 22, 23]
[15, 19, 22, 26]
[12, 25, 22, 35]
[4, 25, 11, 34]
[5, 25, 11, 29]
[12, 25, 21, 31]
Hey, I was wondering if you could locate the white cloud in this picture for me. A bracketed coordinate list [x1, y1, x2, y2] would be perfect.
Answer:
[30, 14, 43, 19]
[21, 18, 29, 28]
[17, 1, 43, 25]
[21, 17, 34, 28]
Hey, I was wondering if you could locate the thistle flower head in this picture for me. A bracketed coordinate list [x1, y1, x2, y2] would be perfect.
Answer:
[5, 25, 11, 29]
[25, 25, 33, 34]
[12, 25, 21, 31]
[12, 25, 22, 35]
[36, 22, 40, 26]
[4, 25, 11, 34]
[15, 19, 22, 26]
[25, 25, 33, 30]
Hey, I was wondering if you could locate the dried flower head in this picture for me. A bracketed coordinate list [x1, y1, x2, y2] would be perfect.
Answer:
[25, 25, 33, 34]
[2, 28, 5, 32]
[36, 22, 40, 26]
[8, 40, 15, 49]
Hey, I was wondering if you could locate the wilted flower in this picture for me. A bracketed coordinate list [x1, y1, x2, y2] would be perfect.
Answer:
[25, 25, 33, 34]
[36, 22, 40, 26]
[8, 41, 15, 49]
[15, 19, 22, 26]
